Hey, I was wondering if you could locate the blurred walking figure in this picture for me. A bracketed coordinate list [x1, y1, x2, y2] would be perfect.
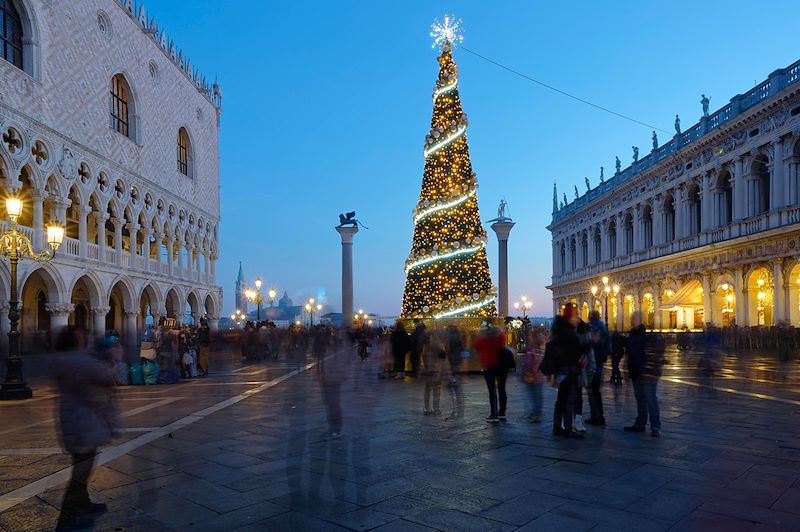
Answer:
[313, 325, 330, 372]
[474, 322, 507, 423]
[51, 328, 120, 530]
[520, 329, 545, 422]
[390, 321, 410, 378]
[586, 310, 609, 426]
[610, 331, 625, 385]
[624, 311, 664, 437]
[445, 325, 465, 420]
[422, 326, 445, 415]
[549, 304, 586, 438]
[409, 320, 427, 377]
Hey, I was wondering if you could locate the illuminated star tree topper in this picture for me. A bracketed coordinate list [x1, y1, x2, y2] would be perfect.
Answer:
[430, 14, 463, 49]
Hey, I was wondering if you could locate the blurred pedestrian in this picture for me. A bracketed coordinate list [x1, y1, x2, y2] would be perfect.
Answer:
[520, 329, 545, 422]
[550, 304, 585, 438]
[445, 325, 465, 420]
[624, 311, 664, 437]
[474, 322, 507, 423]
[610, 331, 625, 385]
[390, 321, 410, 378]
[409, 320, 426, 377]
[51, 328, 120, 530]
[422, 326, 445, 415]
[586, 310, 609, 426]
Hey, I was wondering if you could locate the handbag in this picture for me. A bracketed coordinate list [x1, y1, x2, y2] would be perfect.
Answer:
[499, 346, 516, 371]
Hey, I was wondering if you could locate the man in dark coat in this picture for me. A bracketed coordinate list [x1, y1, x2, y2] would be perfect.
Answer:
[390, 321, 411, 377]
[624, 311, 664, 436]
[549, 303, 585, 438]
[586, 310, 609, 425]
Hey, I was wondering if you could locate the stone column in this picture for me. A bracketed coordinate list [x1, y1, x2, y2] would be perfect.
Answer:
[676, 187, 688, 240]
[127, 223, 139, 267]
[701, 173, 713, 232]
[92, 306, 109, 338]
[600, 221, 609, 261]
[652, 290, 662, 330]
[772, 138, 785, 210]
[166, 238, 174, 277]
[733, 156, 746, 222]
[734, 268, 746, 326]
[336, 225, 359, 327]
[615, 292, 624, 331]
[634, 204, 643, 251]
[208, 317, 219, 331]
[97, 214, 108, 260]
[142, 228, 151, 271]
[46, 303, 74, 336]
[701, 274, 712, 328]
[615, 214, 624, 257]
[31, 192, 43, 249]
[113, 218, 123, 265]
[490, 221, 515, 316]
[773, 260, 786, 325]
[124, 310, 139, 347]
[653, 197, 664, 246]
[77, 204, 88, 258]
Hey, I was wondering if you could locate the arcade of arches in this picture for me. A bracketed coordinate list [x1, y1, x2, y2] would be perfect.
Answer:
[6, 266, 220, 353]
[556, 249, 800, 332]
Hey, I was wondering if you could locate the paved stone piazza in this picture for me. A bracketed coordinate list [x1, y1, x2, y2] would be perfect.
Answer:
[0, 343, 799, 531]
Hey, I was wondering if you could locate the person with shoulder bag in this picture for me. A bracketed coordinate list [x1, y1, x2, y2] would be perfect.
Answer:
[474, 322, 508, 423]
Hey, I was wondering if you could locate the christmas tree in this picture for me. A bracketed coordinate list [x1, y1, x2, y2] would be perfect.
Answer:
[401, 16, 497, 320]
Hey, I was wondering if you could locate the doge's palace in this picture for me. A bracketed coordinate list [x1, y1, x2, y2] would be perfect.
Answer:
[549, 58, 800, 333]
[0, 0, 222, 350]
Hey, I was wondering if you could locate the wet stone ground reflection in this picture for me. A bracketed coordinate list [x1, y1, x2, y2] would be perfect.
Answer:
[1, 342, 800, 530]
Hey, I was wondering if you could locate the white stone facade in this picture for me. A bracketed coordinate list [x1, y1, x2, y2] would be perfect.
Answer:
[549, 59, 800, 331]
[0, 0, 221, 349]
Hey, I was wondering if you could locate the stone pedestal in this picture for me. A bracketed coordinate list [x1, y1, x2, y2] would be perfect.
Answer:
[336, 226, 359, 327]
[490, 221, 515, 316]
[92, 306, 109, 339]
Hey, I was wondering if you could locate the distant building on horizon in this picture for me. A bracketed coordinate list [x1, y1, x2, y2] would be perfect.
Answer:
[235, 262, 247, 313]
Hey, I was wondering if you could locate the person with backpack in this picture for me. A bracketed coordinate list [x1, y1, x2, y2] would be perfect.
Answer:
[624, 311, 664, 437]
[547, 303, 586, 438]
[586, 310, 609, 425]
[474, 322, 508, 423]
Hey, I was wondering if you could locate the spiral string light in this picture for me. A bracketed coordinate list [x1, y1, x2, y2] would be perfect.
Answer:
[401, 17, 497, 320]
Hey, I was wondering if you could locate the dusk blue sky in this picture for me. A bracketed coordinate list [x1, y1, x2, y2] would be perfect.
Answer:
[147, 0, 800, 317]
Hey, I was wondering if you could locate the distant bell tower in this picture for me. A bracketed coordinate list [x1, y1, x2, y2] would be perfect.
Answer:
[235, 261, 247, 313]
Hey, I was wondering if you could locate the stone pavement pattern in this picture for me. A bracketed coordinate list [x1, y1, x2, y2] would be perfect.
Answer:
[1, 344, 800, 531]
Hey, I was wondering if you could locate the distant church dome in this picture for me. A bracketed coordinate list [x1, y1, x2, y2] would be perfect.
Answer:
[278, 290, 293, 308]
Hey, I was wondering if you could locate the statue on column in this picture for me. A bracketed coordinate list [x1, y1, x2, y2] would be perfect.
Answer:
[652, 131, 658, 151]
[632, 146, 639, 163]
[701, 94, 710, 117]
[674, 114, 681, 135]
[337, 211, 369, 229]
[490, 198, 512, 222]
[615, 157, 621, 174]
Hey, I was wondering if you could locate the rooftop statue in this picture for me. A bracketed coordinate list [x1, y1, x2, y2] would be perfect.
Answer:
[600, 166, 604, 182]
[615, 157, 621, 174]
[674, 114, 681, 135]
[701, 94, 710, 117]
[652, 131, 658, 150]
[574, 185, 579, 199]
[632, 146, 639, 163]
[585, 177, 590, 191]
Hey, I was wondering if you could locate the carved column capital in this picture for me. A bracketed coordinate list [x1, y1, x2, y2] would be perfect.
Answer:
[91, 306, 110, 316]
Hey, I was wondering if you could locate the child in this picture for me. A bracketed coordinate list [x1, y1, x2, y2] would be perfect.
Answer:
[521, 329, 545, 422]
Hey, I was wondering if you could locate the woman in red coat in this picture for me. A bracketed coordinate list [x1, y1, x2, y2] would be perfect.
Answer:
[474, 323, 507, 423]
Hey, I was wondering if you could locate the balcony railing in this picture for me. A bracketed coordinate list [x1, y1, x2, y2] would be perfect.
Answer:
[552, 58, 800, 224]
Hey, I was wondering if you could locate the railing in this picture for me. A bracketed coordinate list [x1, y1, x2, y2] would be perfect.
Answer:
[710, 229, 725, 243]
[62, 236, 80, 257]
[552, 57, 800, 224]
[742, 215, 764, 236]
[160, 263, 169, 275]
[121, 254, 130, 267]
[88, 243, 99, 259]
[105, 249, 116, 263]
[787, 207, 800, 225]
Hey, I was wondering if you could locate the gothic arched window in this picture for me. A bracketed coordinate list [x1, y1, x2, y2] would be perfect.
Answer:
[110, 74, 134, 139]
[177, 127, 192, 176]
[1, 0, 23, 70]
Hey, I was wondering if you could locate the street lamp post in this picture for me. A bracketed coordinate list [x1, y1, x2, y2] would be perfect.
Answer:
[244, 278, 277, 322]
[305, 298, 322, 327]
[230, 309, 246, 328]
[512, 295, 533, 318]
[0, 196, 64, 400]
[591, 275, 619, 327]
